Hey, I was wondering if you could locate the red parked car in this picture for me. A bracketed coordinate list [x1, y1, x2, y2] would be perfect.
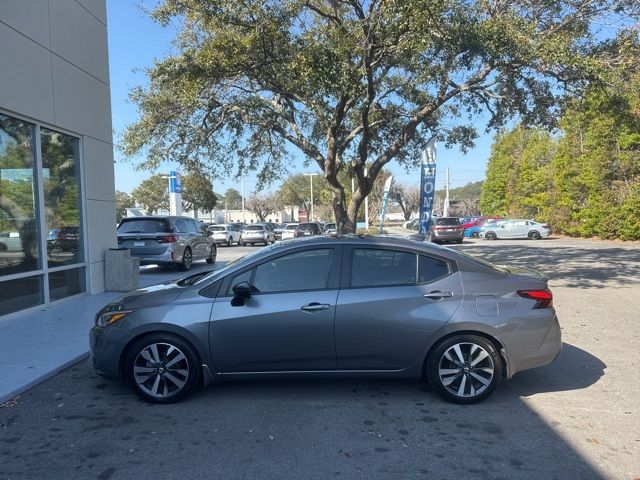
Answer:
[461, 216, 505, 231]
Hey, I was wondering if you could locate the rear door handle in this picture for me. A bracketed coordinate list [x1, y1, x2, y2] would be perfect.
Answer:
[301, 303, 331, 312]
[423, 291, 453, 300]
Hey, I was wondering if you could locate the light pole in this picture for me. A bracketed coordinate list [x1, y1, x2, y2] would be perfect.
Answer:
[304, 173, 316, 221]
[239, 173, 246, 223]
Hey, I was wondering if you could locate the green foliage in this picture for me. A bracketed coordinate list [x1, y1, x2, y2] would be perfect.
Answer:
[181, 173, 217, 212]
[120, 0, 638, 232]
[131, 174, 169, 215]
[115, 191, 135, 222]
[481, 78, 640, 240]
[222, 188, 243, 210]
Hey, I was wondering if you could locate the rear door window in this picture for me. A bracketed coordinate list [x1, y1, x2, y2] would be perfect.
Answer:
[351, 249, 417, 287]
[418, 256, 451, 283]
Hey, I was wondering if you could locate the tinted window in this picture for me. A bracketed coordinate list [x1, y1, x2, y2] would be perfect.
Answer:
[245, 225, 264, 231]
[227, 269, 253, 294]
[118, 219, 171, 233]
[210, 226, 225, 232]
[418, 256, 450, 283]
[284, 224, 298, 230]
[351, 249, 416, 287]
[435, 218, 460, 226]
[253, 249, 333, 293]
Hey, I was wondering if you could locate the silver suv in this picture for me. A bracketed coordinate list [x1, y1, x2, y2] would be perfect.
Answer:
[117, 216, 217, 271]
[241, 224, 275, 246]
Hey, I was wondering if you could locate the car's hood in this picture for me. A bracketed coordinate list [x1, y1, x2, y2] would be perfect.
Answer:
[120, 282, 184, 309]
[500, 265, 547, 280]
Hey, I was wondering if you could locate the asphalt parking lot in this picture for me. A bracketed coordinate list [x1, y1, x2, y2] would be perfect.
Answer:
[1, 237, 638, 480]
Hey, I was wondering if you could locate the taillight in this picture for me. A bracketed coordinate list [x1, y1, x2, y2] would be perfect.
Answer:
[157, 235, 177, 243]
[117, 236, 123, 244]
[517, 289, 553, 308]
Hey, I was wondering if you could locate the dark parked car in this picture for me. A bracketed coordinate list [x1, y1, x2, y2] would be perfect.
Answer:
[91, 236, 561, 405]
[427, 217, 464, 244]
[117, 216, 216, 271]
[294, 222, 323, 237]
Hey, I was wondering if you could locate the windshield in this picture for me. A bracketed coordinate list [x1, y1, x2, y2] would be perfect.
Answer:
[244, 225, 264, 231]
[436, 218, 460, 226]
[118, 219, 171, 233]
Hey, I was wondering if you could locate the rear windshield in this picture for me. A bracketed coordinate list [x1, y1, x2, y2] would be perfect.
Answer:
[436, 218, 460, 226]
[325, 223, 336, 229]
[297, 223, 316, 231]
[244, 225, 264, 231]
[284, 224, 298, 230]
[210, 226, 226, 232]
[118, 219, 171, 233]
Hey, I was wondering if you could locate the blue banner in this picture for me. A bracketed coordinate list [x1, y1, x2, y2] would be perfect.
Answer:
[419, 140, 437, 234]
[169, 171, 182, 193]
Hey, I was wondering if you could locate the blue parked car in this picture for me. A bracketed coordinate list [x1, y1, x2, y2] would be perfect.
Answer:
[465, 219, 506, 238]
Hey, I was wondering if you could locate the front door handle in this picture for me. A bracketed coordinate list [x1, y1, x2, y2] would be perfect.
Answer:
[301, 303, 331, 312]
[423, 291, 453, 300]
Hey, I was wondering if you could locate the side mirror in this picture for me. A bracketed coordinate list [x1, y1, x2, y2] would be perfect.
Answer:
[231, 281, 252, 306]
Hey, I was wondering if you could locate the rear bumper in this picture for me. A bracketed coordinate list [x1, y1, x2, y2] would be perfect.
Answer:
[131, 250, 178, 265]
[433, 232, 464, 241]
[501, 312, 562, 378]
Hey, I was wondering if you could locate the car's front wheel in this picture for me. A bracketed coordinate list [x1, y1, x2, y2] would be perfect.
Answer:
[484, 231, 497, 240]
[125, 333, 201, 404]
[528, 230, 541, 240]
[427, 334, 502, 404]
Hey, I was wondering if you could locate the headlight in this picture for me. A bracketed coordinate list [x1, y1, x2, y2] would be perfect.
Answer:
[95, 301, 133, 327]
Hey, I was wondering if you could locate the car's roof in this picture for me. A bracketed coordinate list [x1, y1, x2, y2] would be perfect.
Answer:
[120, 216, 192, 221]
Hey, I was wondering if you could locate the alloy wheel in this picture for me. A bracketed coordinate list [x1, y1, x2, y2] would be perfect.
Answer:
[133, 342, 190, 399]
[183, 249, 192, 269]
[438, 342, 495, 398]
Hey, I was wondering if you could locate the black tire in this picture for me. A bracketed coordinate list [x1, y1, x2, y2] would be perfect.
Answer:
[471, 231, 479, 238]
[456, 239, 463, 244]
[0, 242, 6, 252]
[485, 231, 497, 240]
[427, 334, 502, 404]
[124, 333, 201, 404]
[205, 245, 216, 264]
[227, 237, 232, 247]
[178, 247, 192, 271]
[528, 230, 541, 240]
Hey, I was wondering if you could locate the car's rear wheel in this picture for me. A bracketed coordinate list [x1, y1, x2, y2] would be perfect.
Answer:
[471, 231, 479, 238]
[456, 239, 463, 244]
[178, 247, 192, 271]
[206, 245, 216, 264]
[125, 333, 201, 404]
[528, 230, 541, 240]
[227, 237, 232, 247]
[0, 242, 6, 252]
[484, 231, 497, 240]
[427, 335, 502, 404]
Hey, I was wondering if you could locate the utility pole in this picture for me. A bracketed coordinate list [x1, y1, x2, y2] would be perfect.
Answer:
[364, 168, 369, 229]
[443, 168, 450, 217]
[240, 174, 246, 223]
[304, 173, 315, 221]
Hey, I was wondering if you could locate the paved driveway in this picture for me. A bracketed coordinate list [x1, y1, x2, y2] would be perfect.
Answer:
[0, 238, 638, 480]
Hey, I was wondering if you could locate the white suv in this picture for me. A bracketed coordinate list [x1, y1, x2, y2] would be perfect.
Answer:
[208, 224, 241, 246]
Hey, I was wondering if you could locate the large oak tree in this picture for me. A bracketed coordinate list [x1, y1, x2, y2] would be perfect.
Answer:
[121, 0, 638, 232]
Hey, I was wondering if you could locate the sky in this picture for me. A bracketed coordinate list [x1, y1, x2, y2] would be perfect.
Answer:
[107, 1, 492, 196]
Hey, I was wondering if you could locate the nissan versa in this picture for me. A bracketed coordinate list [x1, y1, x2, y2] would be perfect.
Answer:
[90, 236, 561, 404]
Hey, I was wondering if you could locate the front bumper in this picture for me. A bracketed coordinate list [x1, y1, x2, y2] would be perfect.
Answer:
[89, 324, 130, 380]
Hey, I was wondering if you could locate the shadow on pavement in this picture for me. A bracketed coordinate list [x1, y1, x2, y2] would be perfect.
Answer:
[452, 242, 640, 288]
[0, 343, 608, 479]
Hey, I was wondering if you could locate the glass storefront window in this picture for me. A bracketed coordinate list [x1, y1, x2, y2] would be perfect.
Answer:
[49, 267, 85, 301]
[0, 114, 41, 276]
[0, 276, 43, 316]
[41, 128, 84, 267]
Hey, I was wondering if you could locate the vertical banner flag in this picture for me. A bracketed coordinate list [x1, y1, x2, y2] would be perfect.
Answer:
[169, 170, 182, 216]
[419, 139, 437, 234]
[378, 175, 394, 232]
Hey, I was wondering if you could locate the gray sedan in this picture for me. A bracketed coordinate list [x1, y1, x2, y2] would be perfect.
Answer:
[90, 236, 561, 404]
